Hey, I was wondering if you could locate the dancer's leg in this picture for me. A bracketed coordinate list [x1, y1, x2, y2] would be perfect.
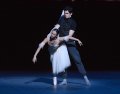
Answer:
[59, 69, 67, 85]
[53, 73, 57, 86]
[67, 47, 91, 86]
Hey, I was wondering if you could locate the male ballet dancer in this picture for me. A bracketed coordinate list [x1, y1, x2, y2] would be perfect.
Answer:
[47, 6, 91, 86]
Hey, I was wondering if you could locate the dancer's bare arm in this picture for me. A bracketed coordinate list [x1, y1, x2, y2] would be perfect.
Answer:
[51, 24, 60, 32]
[32, 38, 48, 63]
[47, 24, 60, 40]
[68, 37, 83, 46]
[58, 36, 83, 46]
[69, 30, 75, 37]
[61, 30, 75, 42]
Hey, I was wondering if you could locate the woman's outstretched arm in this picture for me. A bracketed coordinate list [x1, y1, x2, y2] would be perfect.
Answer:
[32, 38, 48, 63]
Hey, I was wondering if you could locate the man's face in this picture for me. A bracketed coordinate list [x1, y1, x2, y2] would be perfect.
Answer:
[64, 10, 72, 18]
[51, 31, 57, 38]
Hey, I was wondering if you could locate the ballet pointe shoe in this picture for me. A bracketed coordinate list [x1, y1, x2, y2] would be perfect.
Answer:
[53, 77, 57, 86]
[84, 75, 91, 86]
[59, 79, 67, 85]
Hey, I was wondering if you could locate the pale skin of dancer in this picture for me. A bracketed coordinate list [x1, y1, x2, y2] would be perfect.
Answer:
[32, 30, 83, 63]
[46, 9, 91, 86]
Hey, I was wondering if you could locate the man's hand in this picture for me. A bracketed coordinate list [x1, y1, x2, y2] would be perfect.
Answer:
[32, 56, 37, 64]
[78, 40, 83, 46]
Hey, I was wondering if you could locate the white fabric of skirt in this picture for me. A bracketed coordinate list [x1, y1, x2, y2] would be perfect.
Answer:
[50, 45, 71, 74]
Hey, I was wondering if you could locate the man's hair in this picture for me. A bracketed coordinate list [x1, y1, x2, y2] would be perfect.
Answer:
[64, 6, 73, 13]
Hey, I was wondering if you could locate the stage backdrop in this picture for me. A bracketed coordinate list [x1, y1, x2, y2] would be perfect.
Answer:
[0, 0, 119, 71]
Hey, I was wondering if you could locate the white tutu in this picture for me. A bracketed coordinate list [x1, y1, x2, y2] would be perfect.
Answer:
[50, 45, 71, 74]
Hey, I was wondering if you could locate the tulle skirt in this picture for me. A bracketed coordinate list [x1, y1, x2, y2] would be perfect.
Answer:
[50, 45, 71, 74]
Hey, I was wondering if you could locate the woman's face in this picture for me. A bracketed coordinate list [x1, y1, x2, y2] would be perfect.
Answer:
[51, 31, 57, 38]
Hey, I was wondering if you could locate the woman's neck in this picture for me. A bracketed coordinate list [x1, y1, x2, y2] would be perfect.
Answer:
[50, 36, 57, 41]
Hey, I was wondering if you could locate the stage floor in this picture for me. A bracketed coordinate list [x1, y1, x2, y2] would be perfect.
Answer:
[0, 71, 120, 94]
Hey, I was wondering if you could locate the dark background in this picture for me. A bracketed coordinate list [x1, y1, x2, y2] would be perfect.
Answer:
[0, 0, 120, 72]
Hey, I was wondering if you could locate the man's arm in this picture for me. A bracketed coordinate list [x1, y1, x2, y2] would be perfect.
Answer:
[69, 19, 77, 37]
[64, 18, 77, 40]
[50, 24, 60, 33]
[68, 30, 75, 37]
[68, 36, 83, 46]
[59, 36, 83, 46]
[47, 15, 64, 40]
[63, 30, 75, 41]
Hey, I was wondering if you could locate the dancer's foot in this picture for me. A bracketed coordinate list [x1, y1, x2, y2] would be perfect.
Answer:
[59, 79, 67, 85]
[84, 75, 91, 86]
[53, 77, 57, 86]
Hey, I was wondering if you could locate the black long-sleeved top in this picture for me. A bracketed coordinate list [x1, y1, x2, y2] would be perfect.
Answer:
[58, 16, 77, 46]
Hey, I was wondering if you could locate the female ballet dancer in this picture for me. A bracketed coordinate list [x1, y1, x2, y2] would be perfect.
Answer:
[32, 29, 83, 86]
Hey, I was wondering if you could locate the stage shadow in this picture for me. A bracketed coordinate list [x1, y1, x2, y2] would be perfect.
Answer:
[24, 76, 52, 85]
[24, 76, 90, 87]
